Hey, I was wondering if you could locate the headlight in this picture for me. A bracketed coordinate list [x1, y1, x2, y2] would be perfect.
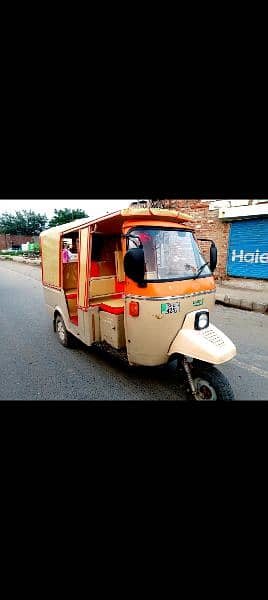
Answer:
[194, 310, 209, 330]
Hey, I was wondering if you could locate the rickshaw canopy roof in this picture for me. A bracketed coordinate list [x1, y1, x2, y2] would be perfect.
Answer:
[40, 208, 195, 288]
[40, 207, 194, 242]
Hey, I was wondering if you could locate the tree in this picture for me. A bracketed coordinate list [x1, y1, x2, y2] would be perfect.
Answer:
[0, 210, 48, 235]
[48, 208, 89, 228]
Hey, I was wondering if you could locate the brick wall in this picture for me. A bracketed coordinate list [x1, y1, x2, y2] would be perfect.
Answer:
[151, 199, 230, 280]
[0, 234, 33, 251]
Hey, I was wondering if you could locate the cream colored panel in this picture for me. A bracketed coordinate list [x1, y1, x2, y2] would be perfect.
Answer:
[100, 312, 126, 349]
[115, 251, 125, 282]
[89, 277, 116, 298]
[78, 228, 89, 308]
[125, 292, 215, 367]
[43, 287, 70, 331]
[43, 286, 62, 309]
[168, 322, 237, 365]
[41, 229, 60, 287]
[76, 307, 100, 346]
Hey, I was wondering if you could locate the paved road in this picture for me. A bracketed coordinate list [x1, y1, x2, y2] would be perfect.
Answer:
[0, 261, 268, 401]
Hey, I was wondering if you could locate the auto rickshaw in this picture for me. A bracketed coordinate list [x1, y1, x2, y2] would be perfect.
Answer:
[40, 206, 237, 400]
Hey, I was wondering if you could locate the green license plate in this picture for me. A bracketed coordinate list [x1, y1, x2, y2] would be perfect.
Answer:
[161, 302, 180, 315]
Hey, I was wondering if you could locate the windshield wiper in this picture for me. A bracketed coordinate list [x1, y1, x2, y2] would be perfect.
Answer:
[193, 262, 209, 279]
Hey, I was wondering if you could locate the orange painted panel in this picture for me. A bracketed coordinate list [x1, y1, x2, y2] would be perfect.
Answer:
[125, 276, 216, 297]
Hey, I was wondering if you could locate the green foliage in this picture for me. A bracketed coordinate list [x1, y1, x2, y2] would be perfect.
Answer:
[0, 250, 23, 256]
[0, 210, 48, 235]
[48, 208, 88, 228]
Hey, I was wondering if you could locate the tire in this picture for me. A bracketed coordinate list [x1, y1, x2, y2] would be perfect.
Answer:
[55, 314, 73, 348]
[188, 366, 235, 401]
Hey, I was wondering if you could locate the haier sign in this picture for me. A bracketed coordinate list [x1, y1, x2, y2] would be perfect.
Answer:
[231, 249, 268, 264]
[227, 219, 268, 279]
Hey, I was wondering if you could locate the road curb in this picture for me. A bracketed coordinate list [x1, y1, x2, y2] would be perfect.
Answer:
[216, 294, 268, 314]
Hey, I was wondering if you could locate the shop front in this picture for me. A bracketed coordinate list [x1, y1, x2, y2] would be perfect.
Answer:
[227, 218, 268, 279]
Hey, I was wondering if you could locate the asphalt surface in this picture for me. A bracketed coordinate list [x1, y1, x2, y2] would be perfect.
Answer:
[0, 261, 268, 401]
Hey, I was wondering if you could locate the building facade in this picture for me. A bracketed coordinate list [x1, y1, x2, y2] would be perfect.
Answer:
[0, 234, 33, 251]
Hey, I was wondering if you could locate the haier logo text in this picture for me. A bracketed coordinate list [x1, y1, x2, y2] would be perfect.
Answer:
[232, 249, 268, 264]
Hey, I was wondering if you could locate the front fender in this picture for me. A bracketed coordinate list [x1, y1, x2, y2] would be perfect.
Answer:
[168, 312, 236, 365]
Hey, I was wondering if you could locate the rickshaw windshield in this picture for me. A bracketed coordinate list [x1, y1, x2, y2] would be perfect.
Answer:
[128, 227, 211, 281]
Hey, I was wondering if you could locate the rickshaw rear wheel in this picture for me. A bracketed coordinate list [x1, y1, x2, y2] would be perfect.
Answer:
[55, 314, 74, 348]
[186, 365, 235, 401]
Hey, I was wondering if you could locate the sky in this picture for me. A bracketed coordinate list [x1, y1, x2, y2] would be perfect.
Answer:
[0, 199, 132, 220]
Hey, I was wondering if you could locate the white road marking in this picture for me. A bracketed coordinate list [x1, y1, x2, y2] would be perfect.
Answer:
[232, 358, 268, 380]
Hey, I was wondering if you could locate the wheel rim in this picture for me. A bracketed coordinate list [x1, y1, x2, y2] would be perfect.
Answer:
[193, 377, 217, 401]
[57, 320, 66, 342]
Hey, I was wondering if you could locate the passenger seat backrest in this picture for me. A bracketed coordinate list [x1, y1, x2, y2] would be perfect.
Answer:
[89, 277, 116, 297]
[98, 261, 115, 276]
[63, 262, 78, 290]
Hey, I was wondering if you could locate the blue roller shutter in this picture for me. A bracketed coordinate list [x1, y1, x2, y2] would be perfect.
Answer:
[227, 218, 268, 279]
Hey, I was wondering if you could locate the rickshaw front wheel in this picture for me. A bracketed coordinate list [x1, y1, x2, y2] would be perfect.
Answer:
[186, 365, 235, 401]
[55, 314, 73, 348]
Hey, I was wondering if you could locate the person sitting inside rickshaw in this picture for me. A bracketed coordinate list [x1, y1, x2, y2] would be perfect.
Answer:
[62, 242, 73, 264]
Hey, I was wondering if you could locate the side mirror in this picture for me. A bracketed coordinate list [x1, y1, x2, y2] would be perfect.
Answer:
[210, 242, 218, 273]
[124, 248, 146, 287]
